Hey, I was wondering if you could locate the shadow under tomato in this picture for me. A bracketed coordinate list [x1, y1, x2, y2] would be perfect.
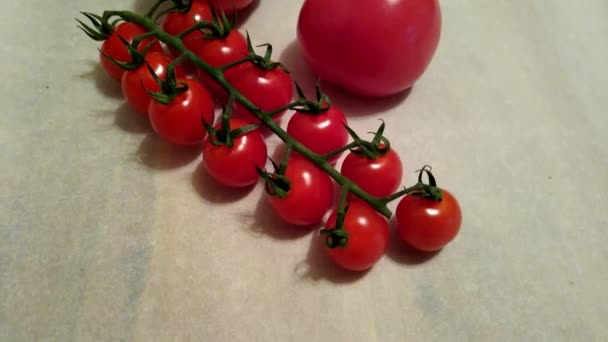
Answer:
[136, 133, 201, 170]
[293, 232, 369, 284]
[79, 60, 123, 100]
[279, 40, 411, 117]
[385, 218, 441, 265]
[114, 103, 151, 134]
[233, 0, 261, 28]
[242, 193, 315, 240]
[191, 161, 256, 203]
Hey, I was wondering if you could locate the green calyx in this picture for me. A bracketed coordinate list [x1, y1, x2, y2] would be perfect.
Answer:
[320, 185, 351, 249]
[76, 12, 115, 41]
[345, 120, 391, 160]
[245, 32, 288, 72]
[292, 82, 331, 114]
[202, 96, 259, 148]
[256, 144, 293, 199]
[145, 55, 188, 105]
[411, 165, 443, 201]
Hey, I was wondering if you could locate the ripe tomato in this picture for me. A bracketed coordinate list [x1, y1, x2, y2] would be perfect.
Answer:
[100, 22, 163, 82]
[207, 0, 254, 12]
[268, 157, 333, 226]
[193, 29, 248, 101]
[148, 78, 215, 145]
[396, 189, 462, 252]
[286, 105, 349, 164]
[340, 148, 403, 198]
[323, 200, 389, 271]
[225, 61, 293, 125]
[121, 52, 186, 117]
[202, 118, 267, 187]
[161, 1, 213, 53]
[297, 0, 441, 97]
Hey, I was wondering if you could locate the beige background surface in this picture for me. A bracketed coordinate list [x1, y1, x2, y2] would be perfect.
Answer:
[2, 0, 607, 341]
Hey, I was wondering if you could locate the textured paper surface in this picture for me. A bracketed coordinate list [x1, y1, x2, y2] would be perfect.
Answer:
[1, 0, 607, 341]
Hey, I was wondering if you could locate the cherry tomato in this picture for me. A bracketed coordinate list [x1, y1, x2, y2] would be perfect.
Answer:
[100, 22, 164, 82]
[323, 201, 389, 271]
[268, 157, 333, 226]
[121, 52, 186, 117]
[193, 29, 248, 101]
[340, 148, 403, 198]
[225, 61, 293, 125]
[148, 78, 215, 145]
[396, 189, 462, 252]
[161, 1, 213, 53]
[286, 105, 349, 164]
[202, 118, 267, 187]
[207, 0, 254, 12]
[297, 0, 441, 97]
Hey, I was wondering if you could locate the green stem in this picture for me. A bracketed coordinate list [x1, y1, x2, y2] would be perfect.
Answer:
[380, 183, 425, 204]
[102, 10, 393, 218]
[321, 141, 358, 160]
[145, 0, 168, 18]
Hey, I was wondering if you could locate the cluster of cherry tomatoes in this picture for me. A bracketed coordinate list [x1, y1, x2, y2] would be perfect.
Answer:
[80, 0, 461, 273]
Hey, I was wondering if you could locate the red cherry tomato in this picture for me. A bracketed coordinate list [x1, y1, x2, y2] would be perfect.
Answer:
[161, 1, 213, 53]
[225, 61, 293, 124]
[324, 201, 389, 271]
[396, 189, 462, 252]
[100, 22, 163, 82]
[207, 0, 254, 12]
[148, 78, 215, 145]
[121, 52, 186, 117]
[340, 148, 403, 198]
[193, 30, 248, 101]
[286, 105, 349, 164]
[268, 157, 333, 226]
[202, 118, 267, 187]
[297, 0, 441, 97]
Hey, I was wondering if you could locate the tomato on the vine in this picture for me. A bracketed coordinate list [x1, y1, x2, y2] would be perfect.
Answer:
[207, 0, 255, 12]
[193, 29, 248, 101]
[286, 105, 349, 164]
[396, 189, 462, 252]
[340, 147, 403, 198]
[267, 157, 333, 226]
[148, 78, 215, 145]
[161, 1, 213, 52]
[297, 0, 441, 97]
[121, 52, 186, 117]
[100, 21, 163, 82]
[202, 118, 267, 187]
[323, 200, 389, 271]
[225, 61, 293, 125]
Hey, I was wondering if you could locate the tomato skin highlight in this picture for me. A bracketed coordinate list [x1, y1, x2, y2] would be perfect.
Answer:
[161, 1, 214, 53]
[100, 22, 164, 82]
[297, 0, 441, 97]
[286, 106, 349, 164]
[202, 119, 267, 188]
[193, 30, 248, 101]
[225, 61, 293, 125]
[268, 157, 334, 226]
[396, 189, 462, 252]
[148, 78, 215, 146]
[340, 149, 403, 198]
[324, 201, 390, 271]
[121, 52, 186, 117]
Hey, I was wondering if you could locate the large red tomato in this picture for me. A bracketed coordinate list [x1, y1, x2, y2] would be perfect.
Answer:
[207, 0, 254, 12]
[297, 0, 441, 97]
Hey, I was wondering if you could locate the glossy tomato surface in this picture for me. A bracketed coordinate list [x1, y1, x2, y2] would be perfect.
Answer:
[207, 0, 254, 12]
[225, 61, 293, 124]
[121, 52, 186, 116]
[340, 148, 403, 198]
[161, 1, 214, 52]
[396, 189, 462, 252]
[324, 201, 390, 271]
[286, 106, 349, 164]
[268, 157, 333, 226]
[297, 0, 441, 97]
[193, 29, 248, 101]
[148, 78, 215, 145]
[202, 118, 267, 187]
[100, 22, 163, 82]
